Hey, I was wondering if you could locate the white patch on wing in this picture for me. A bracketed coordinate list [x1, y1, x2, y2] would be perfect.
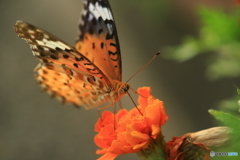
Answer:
[28, 30, 35, 34]
[100, 4, 113, 20]
[51, 41, 70, 49]
[106, 23, 113, 35]
[30, 34, 35, 39]
[89, 2, 113, 21]
[96, 3, 107, 20]
[36, 39, 70, 50]
[43, 47, 49, 51]
[32, 51, 40, 56]
[36, 40, 54, 48]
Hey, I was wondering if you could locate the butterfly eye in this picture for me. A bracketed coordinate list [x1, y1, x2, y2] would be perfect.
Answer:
[122, 84, 129, 93]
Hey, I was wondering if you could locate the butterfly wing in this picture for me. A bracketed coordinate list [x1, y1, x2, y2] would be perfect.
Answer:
[76, 0, 122, 81]
[14, 20, 112, 109]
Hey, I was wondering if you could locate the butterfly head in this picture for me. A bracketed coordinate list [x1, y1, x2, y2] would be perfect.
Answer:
[119, 83, 130, 95]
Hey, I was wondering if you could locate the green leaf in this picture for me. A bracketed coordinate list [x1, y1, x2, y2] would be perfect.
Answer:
[209, 109, 240, 128]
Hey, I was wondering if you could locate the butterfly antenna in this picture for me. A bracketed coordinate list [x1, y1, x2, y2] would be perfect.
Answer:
[127, 91, 143, 116]
[126, 51, 161, 83]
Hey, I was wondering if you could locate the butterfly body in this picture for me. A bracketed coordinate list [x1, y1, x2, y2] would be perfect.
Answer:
[14, 0, 130, 109]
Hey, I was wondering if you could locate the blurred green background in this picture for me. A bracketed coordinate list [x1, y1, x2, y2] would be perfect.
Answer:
[0, 0, 239, 160]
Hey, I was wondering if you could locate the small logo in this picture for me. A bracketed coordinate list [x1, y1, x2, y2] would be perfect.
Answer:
[210, 151, 215, 157]
[210, 151, 239, 157]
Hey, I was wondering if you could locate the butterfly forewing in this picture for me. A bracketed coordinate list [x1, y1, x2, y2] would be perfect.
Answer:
[76, 0, 122, 81]
[14, 21, 113, 109]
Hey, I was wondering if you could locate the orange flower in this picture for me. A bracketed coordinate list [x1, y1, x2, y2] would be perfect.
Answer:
[94, 87, 168, 160]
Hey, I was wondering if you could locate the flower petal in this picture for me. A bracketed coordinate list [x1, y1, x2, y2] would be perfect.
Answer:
[95, 125, 116, 148]
[96, 152, 118, 160]
[133, 141, 149, 150]
[131, 131, 150, 141]
[151, 124, 160, 139]
[138, 87, 151, 108]
[95, 111, 114, 132]
[145, 99, 167, 127]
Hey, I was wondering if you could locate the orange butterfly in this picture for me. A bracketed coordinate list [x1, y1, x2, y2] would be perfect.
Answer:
[14, 0, 129, 109]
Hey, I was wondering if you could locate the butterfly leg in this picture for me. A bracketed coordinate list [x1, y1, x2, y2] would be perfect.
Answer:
[97, 103, 113, 121]
[118, 100, 123, 109]
[113, 103, 117, 130]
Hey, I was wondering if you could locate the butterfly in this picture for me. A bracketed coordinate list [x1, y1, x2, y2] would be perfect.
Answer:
[14, 0, 130, 109]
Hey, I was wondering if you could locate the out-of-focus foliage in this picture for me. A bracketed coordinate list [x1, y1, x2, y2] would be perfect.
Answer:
[218, 95, 240, 113]
[164, 6, 240, 80]
[234, 84, 240, 94]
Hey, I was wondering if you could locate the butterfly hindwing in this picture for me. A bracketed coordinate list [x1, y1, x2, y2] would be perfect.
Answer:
[14, 20, 112, 109]
[76, 0, 122, 81]
[34, 64, 108, 108]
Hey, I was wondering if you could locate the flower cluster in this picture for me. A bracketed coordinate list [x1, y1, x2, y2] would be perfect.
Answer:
[94, 87, 168, 160]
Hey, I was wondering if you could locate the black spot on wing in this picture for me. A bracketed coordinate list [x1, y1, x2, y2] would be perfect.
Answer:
[98, 29, 103, 34]
[108, 51, 117, 55]
[49, 48, 57, 53]
[63, 54, 69, 59]
[50, 55, 58, 60]
[73, 63, 78, 68]
[100, 42, 104, 49]
[75, 57, 84, 61]
[110, 43, 116, 47]
[39, 52, 46, 57]
[37, 46, 44, 51]
[105, 33, 114, 40]
[55, 47, 62, 51]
